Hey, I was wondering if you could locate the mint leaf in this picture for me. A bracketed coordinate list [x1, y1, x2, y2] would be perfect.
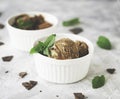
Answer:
[63, 18, 80, 26]
[43, 34, 56, 56]
[92, 75, 105, 89]
[17, 19, 34, 29]
[44, 34, 56, 47]
[97, 36, 112, 50]
[30, 41, 45, 54]
[30, 34, 56, 56]
[43, 47, 50, 56]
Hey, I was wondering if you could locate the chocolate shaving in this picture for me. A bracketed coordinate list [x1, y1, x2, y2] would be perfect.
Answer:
[2, 56, 13, 62]
[70, 27, 83, 34]
[22, 80, 37, 90]
[0, 42, 4, 46]
[106, 68, 116, 74]
[0, 24, 4, 29]
[74, 93, 85, 99]
[19, 72, 27, 78]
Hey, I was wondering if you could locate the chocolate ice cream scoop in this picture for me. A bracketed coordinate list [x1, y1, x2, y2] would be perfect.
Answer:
[75, 41, 89, 57]
[50, 38, 89, 59]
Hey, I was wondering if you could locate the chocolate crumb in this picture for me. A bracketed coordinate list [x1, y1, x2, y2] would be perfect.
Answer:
[70, 27, 83, 34]
[0, 24, 4, 29]
[0, 42, 4, 46]
[106, 68, 116, 74]
[19, 72, 27, 78]
[2, 56, 13, 62]
[5, 71, 9, 73]
[74, 93, 85, 99]
[22, 80, 37, 90]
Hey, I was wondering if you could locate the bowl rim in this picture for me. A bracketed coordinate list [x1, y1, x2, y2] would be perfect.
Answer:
[33, 33, 94, 62]
[6, 11, 58, 32]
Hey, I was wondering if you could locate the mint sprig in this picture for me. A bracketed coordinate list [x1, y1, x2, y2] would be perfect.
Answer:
[30, 41, 45, 54]
[97, 36, 112, 50]
[30, 34, 56, 56]
[63, 18, 80, 26]
[92, 75, 105, 89]
[17, 19, 34, 29]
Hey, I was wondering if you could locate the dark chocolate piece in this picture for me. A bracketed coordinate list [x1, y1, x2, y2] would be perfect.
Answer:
[0, 42, 4, 46]
[40, 90, 42, 92]
[22, 82, 32, 90]
[0, 24, 4, 29]
[22, 80, 37, 90]
[74, 93, 85, 99]
[30, 80, 37, 86]
[56, 95, 59, 97]
[19, 72, 27, 78]
[0, 12, 2, 17]
[5, 71, 9, 73]
[106, 68, 116, 74]
[70, 27, 83, 34]
[2, 56, 13, 62]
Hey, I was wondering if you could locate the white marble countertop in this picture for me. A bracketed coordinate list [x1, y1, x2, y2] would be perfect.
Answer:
[0, 0, 120, 99]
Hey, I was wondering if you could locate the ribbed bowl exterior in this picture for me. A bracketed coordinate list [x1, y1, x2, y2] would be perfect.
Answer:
[34, 53, 92, 83]
[7, 27, 56, 51]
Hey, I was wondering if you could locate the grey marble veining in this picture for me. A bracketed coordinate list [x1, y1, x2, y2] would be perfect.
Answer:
[0, 0, 120, 99]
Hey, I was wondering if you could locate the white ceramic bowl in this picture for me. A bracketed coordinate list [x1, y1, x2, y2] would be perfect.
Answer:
[33, 33, 94, 84]
[6, 12, 58, 51]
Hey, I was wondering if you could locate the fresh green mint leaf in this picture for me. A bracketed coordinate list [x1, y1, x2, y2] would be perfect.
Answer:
[30, 41, 45, 54]
[63, 18, 80, 26]
[30, 34, 56, 56]
[97, 36, 112, 50]
[17, 19, 34, 29]
[43, 34, 56, 56]
[44, 34, 56, 47]
[92, 75, 105, 89]
[43, 47, 50, 56]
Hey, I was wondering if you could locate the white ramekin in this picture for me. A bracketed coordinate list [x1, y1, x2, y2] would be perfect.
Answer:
[33, 33, 94, 84]
[6, 12, 58, 51]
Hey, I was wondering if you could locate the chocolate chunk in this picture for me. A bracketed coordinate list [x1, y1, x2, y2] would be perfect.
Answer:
[19, 72, 27, 78]
[56, 95, 59, 97]
[22, 80, 37, 90]
[74, 93, 85, 99]
[5, 71, 9, 73]
[22, 82, 32, 90]
[0, 12, 2, 17]
[40, 90, 42, 92]
[2, 56, 13, 62]
[106, 68, 116, 74]
[30, 80, 37, 86]
[0, 24, 4, 29]
[0, 42, 4, 46]
[70, 27, 83, 34]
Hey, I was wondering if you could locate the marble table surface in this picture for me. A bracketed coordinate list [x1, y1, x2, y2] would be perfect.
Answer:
[0, 0, 120, 99]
